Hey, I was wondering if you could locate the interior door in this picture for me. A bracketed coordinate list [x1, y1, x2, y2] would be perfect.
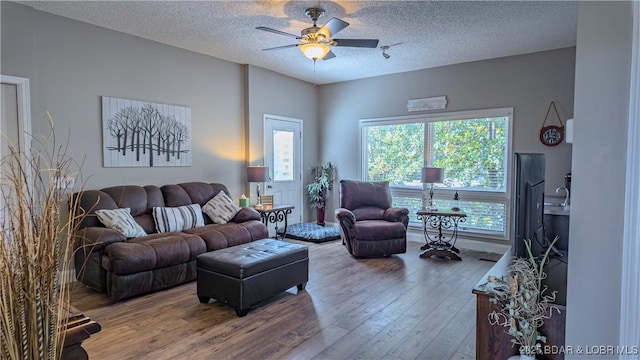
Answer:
[1, 76, 32, 225]
[1, 83, 20, 155]
[1, 83, 20, 222]
[264, 115, 303, 225]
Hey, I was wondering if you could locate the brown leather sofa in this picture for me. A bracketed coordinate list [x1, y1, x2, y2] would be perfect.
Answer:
[72, 182, 268, 300]
[335, 180, 409, 257]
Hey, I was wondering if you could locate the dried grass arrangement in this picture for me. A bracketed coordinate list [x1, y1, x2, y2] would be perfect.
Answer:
[481, 237, 561, 357]
[0, 120, 84, 360]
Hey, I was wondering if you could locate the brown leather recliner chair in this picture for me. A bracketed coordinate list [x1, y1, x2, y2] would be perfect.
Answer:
[335, 180, 409, 257]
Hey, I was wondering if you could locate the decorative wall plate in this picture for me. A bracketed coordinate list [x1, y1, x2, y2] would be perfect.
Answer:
[540, 125, 564, 146]
[539, 101, 565, 147]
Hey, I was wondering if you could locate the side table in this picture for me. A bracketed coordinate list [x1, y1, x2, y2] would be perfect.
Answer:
[417, 209, 467, 260]
[62, 305, 101, 360]
[254, 204, 294, 240]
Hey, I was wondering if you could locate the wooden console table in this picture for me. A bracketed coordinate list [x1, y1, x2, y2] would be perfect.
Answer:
[472, 251, 566, 360]
[417, 209, 466, 260]
[254, 204, 294, 240]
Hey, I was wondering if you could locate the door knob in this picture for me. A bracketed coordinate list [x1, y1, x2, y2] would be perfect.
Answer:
[267, 185, 272, 189]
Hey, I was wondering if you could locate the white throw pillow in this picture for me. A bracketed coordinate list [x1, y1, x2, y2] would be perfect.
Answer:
[95, 208, 147, 238]
[202, 191, 240, 224]
[152, 203, 205, 233]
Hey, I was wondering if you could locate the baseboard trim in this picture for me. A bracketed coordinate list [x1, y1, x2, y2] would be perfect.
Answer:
[61, 269, 75, 285]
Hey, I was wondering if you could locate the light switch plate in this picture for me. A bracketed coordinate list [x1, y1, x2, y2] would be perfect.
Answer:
[51, 176, 75, 190]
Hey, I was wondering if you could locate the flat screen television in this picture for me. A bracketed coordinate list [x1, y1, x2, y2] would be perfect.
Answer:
[512, 153, 546, 258]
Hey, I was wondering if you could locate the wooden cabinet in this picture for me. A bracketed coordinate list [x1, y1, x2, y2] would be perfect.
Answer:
[473, 252, 566, 360]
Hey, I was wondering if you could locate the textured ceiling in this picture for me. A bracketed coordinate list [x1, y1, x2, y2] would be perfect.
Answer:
[20, 1, 578, 85]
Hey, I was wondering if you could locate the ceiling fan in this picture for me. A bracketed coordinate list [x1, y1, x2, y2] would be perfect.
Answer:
[256, 7, 379, 61]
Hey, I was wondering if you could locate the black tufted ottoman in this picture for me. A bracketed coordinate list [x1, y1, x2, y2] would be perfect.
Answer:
[196, 239, 309, 316]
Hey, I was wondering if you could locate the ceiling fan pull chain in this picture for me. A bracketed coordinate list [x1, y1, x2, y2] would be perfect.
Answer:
[313, 60, 317, 85]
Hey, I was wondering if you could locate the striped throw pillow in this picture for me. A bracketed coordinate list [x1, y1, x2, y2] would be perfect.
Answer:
[202, 191, 240, 224]
[95, 208, 147, 238]
[152, 204, 205, 233]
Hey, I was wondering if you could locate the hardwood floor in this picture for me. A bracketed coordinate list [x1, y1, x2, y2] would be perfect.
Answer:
[70, 239, 500, 360]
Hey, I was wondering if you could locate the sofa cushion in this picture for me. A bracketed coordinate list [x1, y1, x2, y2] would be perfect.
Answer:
[95, 208, 147, 238]
[352, 206, 386, 221]
[230, 207, 262, 223]
[72, 189, 119, 228]
[161, 182, 226, 207]
[152, 204, 205, 233]
[101, 186, 151, 217]
[104, 232, 206, 275]
[178, 182, 224, 206]
[353, 220, 406, 241]
[202, 191, 240, 224]
[340, 180, 393, 210]
[74, 227, 126, 250]
[185, 221, 268, 251]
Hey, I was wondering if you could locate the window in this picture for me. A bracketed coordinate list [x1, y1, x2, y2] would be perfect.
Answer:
[272, 129, 294, 181]
[360, 108, 512, 239]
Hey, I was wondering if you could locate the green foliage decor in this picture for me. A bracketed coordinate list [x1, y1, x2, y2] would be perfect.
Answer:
[481, 237, 560, 356]
[306, 162, 336, 209]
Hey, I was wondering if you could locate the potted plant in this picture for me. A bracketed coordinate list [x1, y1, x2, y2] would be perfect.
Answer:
[481, 237, 560, 359]
[0, 120, 84, 360]
[306, 162, 336, 226]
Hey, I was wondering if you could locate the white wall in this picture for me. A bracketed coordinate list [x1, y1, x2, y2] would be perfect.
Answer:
[0, 2, 317, 202]
[245, 65, 319, 221]
[318, 48, 576, 219]
[566, 2, 632, 356]
[1, 2, 243, 192]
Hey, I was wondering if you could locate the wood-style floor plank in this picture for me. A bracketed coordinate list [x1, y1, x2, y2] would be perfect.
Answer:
[70, 239, 500, 360]
[387, 294, 468, 360]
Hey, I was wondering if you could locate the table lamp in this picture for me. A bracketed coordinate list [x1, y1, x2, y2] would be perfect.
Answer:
[247, 166, 269, 208]
[421, 167, 444, 210]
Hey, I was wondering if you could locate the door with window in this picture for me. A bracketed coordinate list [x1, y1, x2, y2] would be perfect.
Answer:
[264, 115, 303, 225]
[1, 83, 20, 158]
[1, 76, 32, 225]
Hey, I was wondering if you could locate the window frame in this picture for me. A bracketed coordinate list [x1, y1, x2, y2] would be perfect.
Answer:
[359, 107, 514, 240]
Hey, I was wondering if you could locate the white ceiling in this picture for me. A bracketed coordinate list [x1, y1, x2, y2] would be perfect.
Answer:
[20, 1, 578, 85]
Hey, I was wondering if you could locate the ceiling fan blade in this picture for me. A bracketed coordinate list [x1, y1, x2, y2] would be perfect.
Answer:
[322, 50, 336, 61]
[262, 44, 299, 51]
[333, 39, 380, 48]
[317, 17, 349, 39]
[256, 26, 300, 39]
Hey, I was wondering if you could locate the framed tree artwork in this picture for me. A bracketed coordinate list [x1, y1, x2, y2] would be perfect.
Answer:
[102, 96, 191, 167]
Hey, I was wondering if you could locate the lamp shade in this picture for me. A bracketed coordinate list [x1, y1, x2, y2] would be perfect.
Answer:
[299, 43, 330, 60]
[247, 166, 269, 182]
[421, 167, 444, 184]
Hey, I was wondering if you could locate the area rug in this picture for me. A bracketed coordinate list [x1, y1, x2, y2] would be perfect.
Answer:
[278, 223, 341, 243]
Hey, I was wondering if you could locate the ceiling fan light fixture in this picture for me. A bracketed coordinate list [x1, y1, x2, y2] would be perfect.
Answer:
[300, 43, 330, 60]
